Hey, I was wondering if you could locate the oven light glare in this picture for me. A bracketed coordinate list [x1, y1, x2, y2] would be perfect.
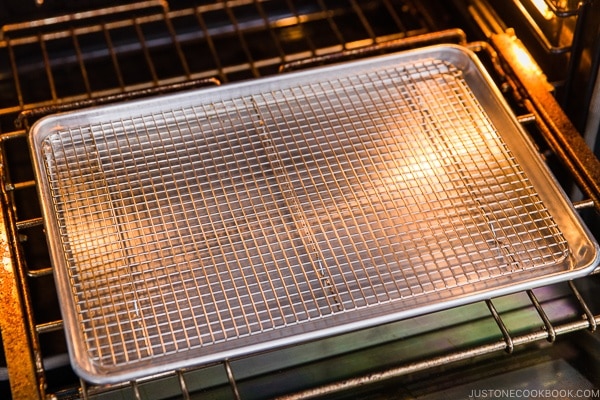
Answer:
[512, 44, 544, 76]
[529, 0, 555, 20]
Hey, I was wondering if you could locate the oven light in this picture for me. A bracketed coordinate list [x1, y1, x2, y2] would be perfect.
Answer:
[528, 0, 555, 20]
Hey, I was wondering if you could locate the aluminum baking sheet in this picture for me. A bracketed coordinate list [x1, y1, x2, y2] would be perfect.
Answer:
[30, 45, 599, 383]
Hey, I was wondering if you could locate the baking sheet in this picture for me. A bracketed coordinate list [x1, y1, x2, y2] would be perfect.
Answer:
[30, 45, 599, 383]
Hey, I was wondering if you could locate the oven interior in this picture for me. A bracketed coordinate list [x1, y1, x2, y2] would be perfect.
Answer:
[1, 0, 600, 399]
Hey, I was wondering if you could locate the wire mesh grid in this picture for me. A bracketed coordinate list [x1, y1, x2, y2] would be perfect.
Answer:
[39, 56, 569, 372]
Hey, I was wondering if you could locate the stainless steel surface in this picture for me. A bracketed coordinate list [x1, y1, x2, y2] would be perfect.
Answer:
[30, 45, 598, 383]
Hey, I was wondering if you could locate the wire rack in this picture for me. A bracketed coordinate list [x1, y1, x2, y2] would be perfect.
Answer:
[37, 55, 578, 379]
[0, 1, 599, 399]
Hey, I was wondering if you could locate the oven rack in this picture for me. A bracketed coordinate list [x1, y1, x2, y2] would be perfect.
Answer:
[0, 1, 599, 399]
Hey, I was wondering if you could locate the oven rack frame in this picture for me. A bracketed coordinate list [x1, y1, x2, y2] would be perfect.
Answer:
[0, 1, 599, 399]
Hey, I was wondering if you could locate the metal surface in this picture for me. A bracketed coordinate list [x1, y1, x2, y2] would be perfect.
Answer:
[508, 0, 579, 53]
[543, 0, 584, 16]
[490, 32, 600, 213]
[1, 1, 600, 398]
[0, 166, 41, 399]
[30, 45, 598, 383]
[14, 78, 221, 129]
[279, 28, 468, 72]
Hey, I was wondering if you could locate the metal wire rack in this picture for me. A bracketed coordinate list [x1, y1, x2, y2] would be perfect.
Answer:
[0, 1, 599, 399]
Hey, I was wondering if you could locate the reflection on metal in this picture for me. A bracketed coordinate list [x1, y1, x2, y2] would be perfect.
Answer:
[527, 289, 556, 342]
[491, 32, 600, 213]
[0, 164, 40, 399]
[2, 0, 168, 37]
[569, 280, 597, 331]
[177, 370, 191, 400]
[530, 0, 555, 20]
[528, 0, 585, 17]
[14, 77, 220, 129]
[573, 199, 596, 210]
[511, 0, 579, 53]
[131, 380, 142, 400]
[486, 300, 515, 354]
[225, 360, 242, 400]
[280, 28, 467, 72]
[277, 305, 600, 400]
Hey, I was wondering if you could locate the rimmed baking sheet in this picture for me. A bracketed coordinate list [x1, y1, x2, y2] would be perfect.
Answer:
[30, 45, 599, 383]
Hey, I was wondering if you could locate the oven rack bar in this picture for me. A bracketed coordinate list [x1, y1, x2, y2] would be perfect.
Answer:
[0, 0, 430, 123]
[279, 303, 599, 400]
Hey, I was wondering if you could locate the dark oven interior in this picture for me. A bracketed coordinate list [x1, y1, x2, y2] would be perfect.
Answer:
[1, 0, 600, 399]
